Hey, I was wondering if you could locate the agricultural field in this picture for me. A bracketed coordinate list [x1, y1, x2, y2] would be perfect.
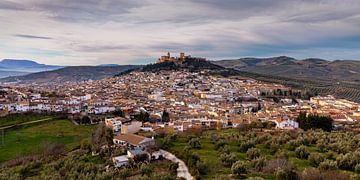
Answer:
[159, 129, 360, 179]
[0, 113, 59, 128]
[0, 119, 94, 162]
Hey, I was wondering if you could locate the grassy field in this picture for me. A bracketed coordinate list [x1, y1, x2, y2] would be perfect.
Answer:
[0, 119, 94, 162]
[0, 113, 58, 128]
[163, 129, 357, 179]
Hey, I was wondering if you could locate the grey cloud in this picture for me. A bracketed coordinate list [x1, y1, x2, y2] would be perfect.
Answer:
[0, 1, 24, 10]
[76, 44, 130, 52]
[3, 0, 145, 23]
[13, 34, 53, 40]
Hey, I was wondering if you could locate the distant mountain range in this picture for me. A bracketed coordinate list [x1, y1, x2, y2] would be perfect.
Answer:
[0, 65, 141, 84]
[212, 56, 360, 84]
[0, 59, 63, 78]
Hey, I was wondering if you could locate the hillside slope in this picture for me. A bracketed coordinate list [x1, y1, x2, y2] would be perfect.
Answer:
[0, 65, 141, 84]
[212, 56, 360, 84]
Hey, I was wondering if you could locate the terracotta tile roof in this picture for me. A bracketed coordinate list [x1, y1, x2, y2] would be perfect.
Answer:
[114, 134, 146, 146]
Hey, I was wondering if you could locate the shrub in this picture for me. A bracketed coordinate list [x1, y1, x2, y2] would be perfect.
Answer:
[220, 153, 238, 167]
[355, 164, 360, 173]
[140, 163, 153, 177]
[275, 168, 287, 180]
[318, 160, 337, 171]
[196, 161, 208, 175]
[301, 168, 349, 180]
[239, 140, 255, 153]
[249, 157, 266, 172]
[274, 167, 298, 180]
[119, 168, 130, 179]
[275, 150, 289, 159]
[295, 146, 309, 159]
[262, 158, 295, 174]
[308, 153, 324, 167]
[169, 162, 179, 173]
[247, 177, 265, 180]
[231, 161, 247, 175]
[188, 138, 201, 149]
[270, 142, 280, 155]
[286, 140, 298, 151]
[214, 139, 227, 150]
[247, 148, 261, 160]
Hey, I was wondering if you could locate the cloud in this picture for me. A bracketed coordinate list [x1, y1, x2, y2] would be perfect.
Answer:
[13, 34, 53, 40]
[0, 0, 360, 65]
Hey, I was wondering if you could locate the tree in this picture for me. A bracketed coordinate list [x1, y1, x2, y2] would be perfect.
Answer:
[162, 110, 170, 122]
[134, 154, 149, 164]
[220, 153, 238, 167]
[91, 124, 113, 152]
[308, 153, 324, 167]
[113, 109, 125, 117]
[319, 160, 338, 170]
[231, 160, 247, 175]
[247, 148, 261, 160]
[188, 138, 201, 149]
[140, 163, 153, 177]
[295, 146, 309, 159]
[80, 116, 91, 124]
[134, 111, 150, 122]
[296, 112, 333, 131]
[119, 168, 130, 179]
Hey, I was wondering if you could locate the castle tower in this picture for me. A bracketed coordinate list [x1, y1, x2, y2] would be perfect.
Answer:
[167, 52, 170, 58]
[180, 52, 185, 59]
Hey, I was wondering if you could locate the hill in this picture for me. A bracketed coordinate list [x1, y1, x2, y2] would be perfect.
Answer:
[0, 59, 63, 73]
[141, 59, 224, 72]
[212, 57, 360, 102]
[212, 56, 360, 83]
[0, 70, 29, 79]
[0, 65, 141, 84]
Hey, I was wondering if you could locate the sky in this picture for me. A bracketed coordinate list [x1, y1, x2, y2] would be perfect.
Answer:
[1, 0, 360, 65]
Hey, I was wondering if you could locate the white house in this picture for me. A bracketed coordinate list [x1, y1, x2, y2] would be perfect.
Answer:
[277, 119, 299, 129]
[112, 155, 129, 168]
[113, 134, 155, 148]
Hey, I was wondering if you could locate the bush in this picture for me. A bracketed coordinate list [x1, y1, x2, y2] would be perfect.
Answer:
[188, 138, 201, 149]
[308, 153, 324, 167]
[262, 158, 295, 174]
[275, 150, 289, 159]
[239, 140, 255, 153]
[220, 153, 238, 167]
[214, 139, 227, 150]
[274, 167, 298, 180]
[275, 168, 287, 180]
[231, 161, 247, 175]
[301, 168, 349, 180]
[318, 160, 338, 171]
[247, 148, 261, 160]
[196, 161, 208, 175]
[119, 168, 130, 179]
[336, 151, 360, 170]
[249, 157, 266, 172]
[355, 164, 360, 173]
[247, 177, 265, 180]
[295, 146, 309, 159]
[140, 163, 153, 177]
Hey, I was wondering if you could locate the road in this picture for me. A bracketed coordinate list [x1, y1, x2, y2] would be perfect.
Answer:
[159, 149, 194, 180]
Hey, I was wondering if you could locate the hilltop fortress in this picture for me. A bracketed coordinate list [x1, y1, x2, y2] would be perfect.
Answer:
[156, 52, 206, 64]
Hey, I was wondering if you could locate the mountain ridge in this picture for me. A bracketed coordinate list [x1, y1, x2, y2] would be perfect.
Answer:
[0, 65, 141, 84]
[212, 56, 360, 83]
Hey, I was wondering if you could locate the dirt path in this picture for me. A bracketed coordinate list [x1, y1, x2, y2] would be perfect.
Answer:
[0, 117, 54, 130]
[159, 149, 194, 180]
